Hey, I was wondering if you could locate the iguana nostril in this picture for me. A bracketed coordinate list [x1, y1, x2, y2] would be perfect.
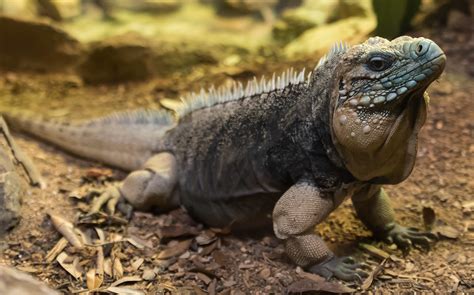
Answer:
[412, 40, 430, 57]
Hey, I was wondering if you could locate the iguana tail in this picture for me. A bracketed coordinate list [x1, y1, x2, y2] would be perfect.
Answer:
[2, 109, 176, 171]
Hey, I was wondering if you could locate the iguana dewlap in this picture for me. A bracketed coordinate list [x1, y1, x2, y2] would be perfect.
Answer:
[5, 36, 446, 281]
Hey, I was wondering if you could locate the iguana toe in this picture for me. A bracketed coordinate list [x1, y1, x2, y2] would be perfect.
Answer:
[89, 184, 123, 215]
[307, 256, 369, 282]
[384, 223, 437, 250]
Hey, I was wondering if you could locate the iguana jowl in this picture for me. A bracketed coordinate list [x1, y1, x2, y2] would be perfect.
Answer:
[5, 36, 446, 280]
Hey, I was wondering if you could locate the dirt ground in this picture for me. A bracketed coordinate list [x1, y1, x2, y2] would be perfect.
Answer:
[0, 28, 473, 293]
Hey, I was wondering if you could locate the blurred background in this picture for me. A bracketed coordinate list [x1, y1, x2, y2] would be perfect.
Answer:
[0, 0, 471, 86]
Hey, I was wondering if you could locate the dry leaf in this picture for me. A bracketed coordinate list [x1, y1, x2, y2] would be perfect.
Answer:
[86, 268, 102, 290]
[157, 239, 192, 259]
[104, 258, 113, 277]
[113, 257, 124, 279]
[45, 238, 68, 263]
[434, 225, 460, 239]
[49, 213, 83, 248]
[156, 224, 200, 239]
[196, 272, 212, 285]
[105, 286, 145, 295]
[131, 258, 144, 271]
[359, 243, 390, 260]
[110, 275, 143, 287]
[288, 272, 355, 294]
[95, 247, 104, 287]
[95, 227, 106, 243]
[56, 252, 82, 279]
[361, 259, 387, 290]
[195, 230, 217, 245]
[142, 268, 157, 281]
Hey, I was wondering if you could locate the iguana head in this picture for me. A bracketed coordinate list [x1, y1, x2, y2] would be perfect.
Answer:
[328, 36, 445, 183]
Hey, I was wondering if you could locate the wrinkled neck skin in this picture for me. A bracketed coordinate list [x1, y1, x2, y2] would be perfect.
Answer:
[311, 57, 427, 185]
[328, 75, 427, 184]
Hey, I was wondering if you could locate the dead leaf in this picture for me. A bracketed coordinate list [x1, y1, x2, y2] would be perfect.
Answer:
[359, 243, 390, 260]
[142, 268, 157, 281]
[111, 275, 143, 287]
[96, 247, 104, 287]
[126, 235, 151, 249]
[195, 230, 217, 245]
[113, 257, 124, 279]
[422, 207, 436, 230]
[157, 239, 192, 259]
[361, 259, 387, 290]
[45, 237, 68, 263]
[131, 258, 144, 271]
[156, 224, 200, 239]
[56, 252, 82, 280]
[49, 213, 83, 248]
[86, 268, 102, 290]
[196, 272, 212, 285]
[104, 258, 113, 277]
[85, 167, 114, 179]
[105, 286, 145, 295]
[434, 225, 460, 239]
[288, 272, 355, 294]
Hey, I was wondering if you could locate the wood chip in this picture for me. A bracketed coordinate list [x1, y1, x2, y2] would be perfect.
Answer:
[45, 237, 68, 263]
[157, 239, 192, 259]
[422, 207, 436, 230]
[359, 243, 390, 260]
[49, 213, 83, 248]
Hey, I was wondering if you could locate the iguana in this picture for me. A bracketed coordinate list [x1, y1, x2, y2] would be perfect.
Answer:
[4, 36, 446, 281]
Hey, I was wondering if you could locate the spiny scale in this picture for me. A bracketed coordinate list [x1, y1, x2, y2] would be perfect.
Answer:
[177, 68, 306, 117]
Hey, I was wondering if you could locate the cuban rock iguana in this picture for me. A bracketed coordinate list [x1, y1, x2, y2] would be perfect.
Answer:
[4, 36, 446, 281]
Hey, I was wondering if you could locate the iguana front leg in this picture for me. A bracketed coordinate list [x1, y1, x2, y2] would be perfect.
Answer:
[352, 185, 437, 249]
[90, 152, 179, 214]
[273, 180, 368, 281]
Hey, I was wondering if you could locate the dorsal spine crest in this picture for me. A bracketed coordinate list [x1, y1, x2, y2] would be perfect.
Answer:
[177, 68, 307, 117]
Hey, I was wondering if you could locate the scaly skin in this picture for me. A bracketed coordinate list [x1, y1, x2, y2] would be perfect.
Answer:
[3, 36, 446, 282]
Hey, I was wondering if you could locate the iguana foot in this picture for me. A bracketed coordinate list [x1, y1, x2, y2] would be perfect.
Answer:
[307, 256, 370, 282]
[382, 223, 437, 250]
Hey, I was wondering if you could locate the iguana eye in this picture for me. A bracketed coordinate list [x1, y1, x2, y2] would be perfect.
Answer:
[367, 56, 391, 71]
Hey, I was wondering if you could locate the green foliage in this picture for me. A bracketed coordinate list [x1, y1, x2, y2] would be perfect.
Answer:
[372, 0, 421, 39]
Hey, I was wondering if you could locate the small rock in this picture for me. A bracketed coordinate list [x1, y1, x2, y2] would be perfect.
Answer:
[0, 266, 60, 295]
[0, 16, 83, 72]
[258, 268, 271, 279]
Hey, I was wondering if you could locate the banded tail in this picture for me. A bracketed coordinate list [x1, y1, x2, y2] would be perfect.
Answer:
[2, 109, 176, 171]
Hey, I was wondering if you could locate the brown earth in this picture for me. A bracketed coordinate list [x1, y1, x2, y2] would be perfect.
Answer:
[0, 28, 472, 293]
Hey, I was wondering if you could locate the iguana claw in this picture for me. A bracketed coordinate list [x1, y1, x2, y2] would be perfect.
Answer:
[383, 223, 437, 250]
[89, 184, 127, 216]
[307, 256, 370, 282]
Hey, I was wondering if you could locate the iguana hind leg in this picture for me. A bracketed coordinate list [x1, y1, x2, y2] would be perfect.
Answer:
[273, 180, 368, 281]
[352, 185, 437, 249]
[90, 152, 179, 214]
